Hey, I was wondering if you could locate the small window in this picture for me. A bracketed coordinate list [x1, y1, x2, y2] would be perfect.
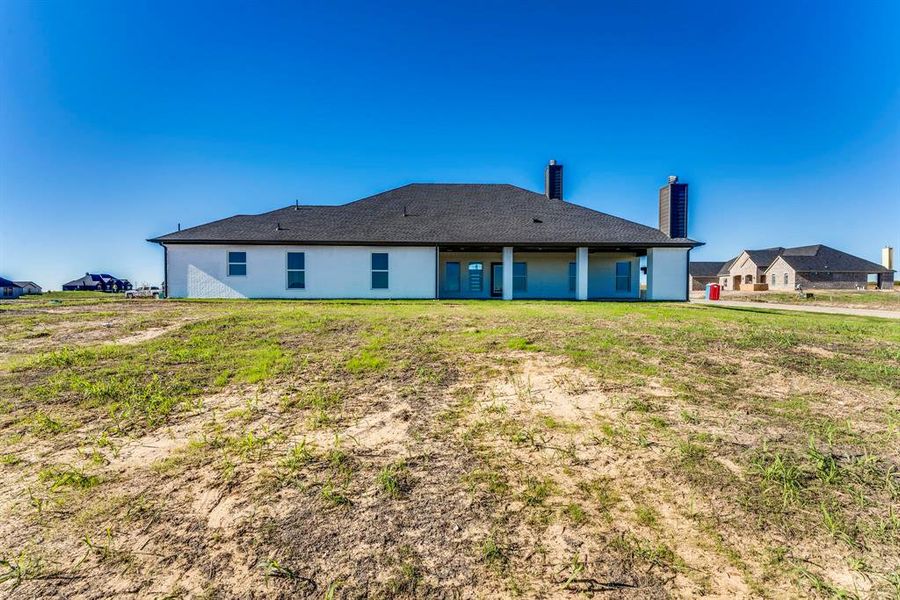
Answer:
[615, 261, 631, 292]
[445, 262, 461, 292]
[771, 273, 775, 286]
[371, 252, 389, 289]
[784, 273, 788, 285]
[513, 262, 527, 292]
[568, 262, 577, 292]
[468, 262, 483, 292]
[287, 252, 305, 289]
[228, 251, 247, 276]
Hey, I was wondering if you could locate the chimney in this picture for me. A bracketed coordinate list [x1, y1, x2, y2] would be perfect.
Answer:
[883, 246, 895, 271]
[659, 175, 688, 238]
[545, 160, 563, 200]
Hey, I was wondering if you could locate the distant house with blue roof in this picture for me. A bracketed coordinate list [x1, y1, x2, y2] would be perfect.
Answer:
[62, 273, 132, 292]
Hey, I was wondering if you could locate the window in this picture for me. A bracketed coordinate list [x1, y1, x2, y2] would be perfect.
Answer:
[228, 251, 247, 276]
[568, 262, 577, 292]
[445, 262, 461, 292]
[371, 252, 389, 289]
[513, 262, 527, 292]
[771, 273, 775, 286]
[784, 273, 788, 285]
[287, 252, 305, 289]
[468, 262, 483, 292]
[744, 274, 753, 284]
[615, 261, 631, 292]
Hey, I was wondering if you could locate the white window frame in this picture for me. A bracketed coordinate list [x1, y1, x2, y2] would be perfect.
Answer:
[615, 261, 631, 292]
[286, 252, 306, 290]
[227, 251, 247, 277]
[371, 252, 389, 290]
[512, 262, 527, 292]
[468, 262, 483, 292]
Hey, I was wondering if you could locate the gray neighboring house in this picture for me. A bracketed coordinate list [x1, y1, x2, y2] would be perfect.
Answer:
[0, 277, 23, 299]
[13, 281, 42, 294]
[149, 164, 703, 301]
[688, 261, 726, 291]
[718, 245, 894, 291]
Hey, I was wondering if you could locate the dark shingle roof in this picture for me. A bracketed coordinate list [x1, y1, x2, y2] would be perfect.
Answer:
[745, 247, 785, 267]
[774, 245, 891, 273]
[63, 275, 102, 288]
[149, 184, 701, 247]
[13, 281, 39, 288]
[690, 261, 726, 277]
[0, 277, 22, 288]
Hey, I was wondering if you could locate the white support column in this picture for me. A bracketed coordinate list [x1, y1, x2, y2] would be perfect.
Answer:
[502, 246, 514, 300]
[576, 247, 589, 300]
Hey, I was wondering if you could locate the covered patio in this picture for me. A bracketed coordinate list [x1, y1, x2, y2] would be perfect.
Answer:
[436, 245, 663, 300]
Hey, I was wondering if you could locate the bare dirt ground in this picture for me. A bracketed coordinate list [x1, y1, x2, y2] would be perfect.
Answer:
[0, 295, 898, 598]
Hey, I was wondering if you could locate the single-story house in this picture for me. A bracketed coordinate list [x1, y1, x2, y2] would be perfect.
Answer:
[13, 281, 42, 294]
[717, 245, 894, 291]
[688, 261, 726, 291]
[62, 273, 132, 292]
[764, 245, 893, 290]
[149, 163, 703, 301]
[0, 277, 23, 299]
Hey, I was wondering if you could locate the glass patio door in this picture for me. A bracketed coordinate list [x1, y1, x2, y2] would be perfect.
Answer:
[491, 263, 503, 297]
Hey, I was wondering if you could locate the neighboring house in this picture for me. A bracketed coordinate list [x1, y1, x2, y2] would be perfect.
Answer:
[765, 245, 893, 290]
[149, 163, 703, 301]
[688, 262, 726, 291]
[0, 277, 23, 299]
[717, 245, 894, 291]
[13, 281, 42, 294]
[62, 273, 132, 292]
[717, 247, 784, 291]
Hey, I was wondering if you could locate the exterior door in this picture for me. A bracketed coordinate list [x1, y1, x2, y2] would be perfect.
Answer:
[490, 262, 503, 297]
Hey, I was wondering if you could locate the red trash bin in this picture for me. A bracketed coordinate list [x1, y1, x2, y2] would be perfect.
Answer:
[709, 284, 720, 301]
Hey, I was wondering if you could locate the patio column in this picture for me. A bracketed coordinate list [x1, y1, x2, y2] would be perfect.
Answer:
[576, 247, 589, 300]
[502, 246, 514, 300]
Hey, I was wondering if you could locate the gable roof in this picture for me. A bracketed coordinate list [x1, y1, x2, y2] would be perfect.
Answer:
[13, 281, 40, 288]
[0, 277, 22, 288]
[63, 275, 103, 288]
[744, 247, 785, 268]
[768, 245, 891, 274]
[689, 261, 726, 277]
[149, 184, 701, 248]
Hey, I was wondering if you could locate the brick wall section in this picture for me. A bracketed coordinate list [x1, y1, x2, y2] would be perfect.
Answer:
[795, 271, 872, 289]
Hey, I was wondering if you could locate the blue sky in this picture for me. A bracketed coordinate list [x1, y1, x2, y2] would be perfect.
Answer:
[1, 0, 898, 289]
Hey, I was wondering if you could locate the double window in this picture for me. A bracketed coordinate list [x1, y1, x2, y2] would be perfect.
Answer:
[615, 261, 631, 292]
[513, 262, 527, 292]
[371, 253, 389, 289]
[227, 251, 247, 276]
[445, 262, 461, 292]
[468, 262, 483, 292]
[287, 252, 305, 289]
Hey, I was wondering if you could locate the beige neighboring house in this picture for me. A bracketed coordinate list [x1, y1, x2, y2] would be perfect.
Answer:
[718, 245, 894, 291]
[717, 248, 784, 291]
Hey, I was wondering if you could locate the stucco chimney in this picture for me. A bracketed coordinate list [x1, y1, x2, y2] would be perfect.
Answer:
[883, 246, 895, 271]
[545, 160, 563, 200]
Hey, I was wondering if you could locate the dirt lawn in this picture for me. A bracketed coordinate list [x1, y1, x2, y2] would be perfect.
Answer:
[0, 294, 898, 599]
[721, 290, 900, 312]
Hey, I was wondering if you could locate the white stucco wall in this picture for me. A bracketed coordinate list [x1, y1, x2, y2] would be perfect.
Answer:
[646, 247, 689, 300]
[587, 253, 641, 299]
[166, 244, 437, 299]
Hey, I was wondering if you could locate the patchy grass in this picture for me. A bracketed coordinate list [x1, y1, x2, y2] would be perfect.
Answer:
[0, 297, 897, 597]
